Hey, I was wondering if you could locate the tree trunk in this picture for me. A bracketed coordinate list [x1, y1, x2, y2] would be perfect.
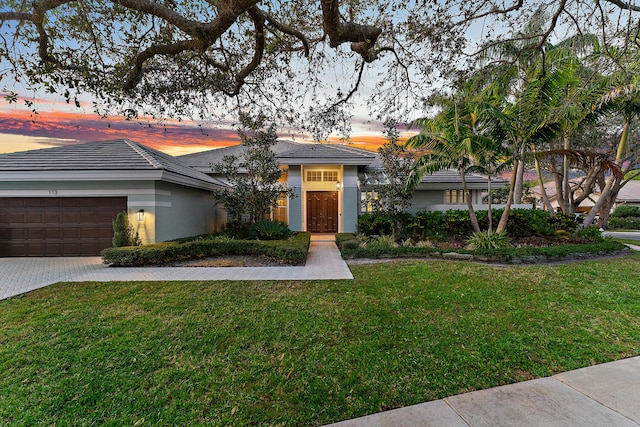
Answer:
[513, 158, 524, 204]
[461, 168, 481, 234]
[487, 177, 493, 235]
[561, 130, 572, 213]
[496, 167, 518, 233]
[583, 119, 630, 226]
[534, 155, 555, 214]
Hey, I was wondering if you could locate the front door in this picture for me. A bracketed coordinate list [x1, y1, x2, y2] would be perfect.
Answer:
[306, 191, 338, 233]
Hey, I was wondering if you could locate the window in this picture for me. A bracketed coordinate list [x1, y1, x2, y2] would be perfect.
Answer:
[306, 170, 323, 182]
[268, 194, 288, 223]
[445, 190, 467, 204]
[305, 170, 338, 182]
[360, 190, 379, 213]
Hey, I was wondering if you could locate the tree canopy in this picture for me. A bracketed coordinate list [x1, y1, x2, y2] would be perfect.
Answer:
[2, 1, 640, 133]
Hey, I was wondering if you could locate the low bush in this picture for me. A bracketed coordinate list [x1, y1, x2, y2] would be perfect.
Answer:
[102, 232, 311, 266]
[335, 233, 357, 249]
[611, 205, 640, 218]
[608, 216, 640, 230]
[340, 239, 626, 263]
[467, 231, 513, 249]
[248, 220, 291, 240]
[357, 211, 413, 239]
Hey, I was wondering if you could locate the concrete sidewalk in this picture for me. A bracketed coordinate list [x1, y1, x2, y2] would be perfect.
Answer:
[326, 356, 640, 427]
[0, 238, 352, 301]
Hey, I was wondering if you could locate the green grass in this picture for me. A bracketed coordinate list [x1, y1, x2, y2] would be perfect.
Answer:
[1, 254, 640, 426]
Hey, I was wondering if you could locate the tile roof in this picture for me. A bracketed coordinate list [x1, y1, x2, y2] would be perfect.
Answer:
[0, 139, 221, 186]
[178, 140, 300, 171]
[178, 140, 376, 169]
[277, 143, 376, 163]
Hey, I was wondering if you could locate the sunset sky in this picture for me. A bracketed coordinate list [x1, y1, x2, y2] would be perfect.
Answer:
[0, 96, 391, 156]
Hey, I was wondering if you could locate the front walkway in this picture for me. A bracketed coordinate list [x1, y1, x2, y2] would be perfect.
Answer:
[0, 237, 352, 301]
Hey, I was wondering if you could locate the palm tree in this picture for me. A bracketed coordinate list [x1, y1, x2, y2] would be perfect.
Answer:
[406, 91, 497, 234]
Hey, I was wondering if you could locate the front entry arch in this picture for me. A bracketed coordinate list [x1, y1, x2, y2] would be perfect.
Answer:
[306, 191, 338, 233]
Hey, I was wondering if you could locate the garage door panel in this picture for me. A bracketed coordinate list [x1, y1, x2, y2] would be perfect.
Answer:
[0, 197, 127, 257]
[45, 228, 61, 239]
[27, 228, 45, 239]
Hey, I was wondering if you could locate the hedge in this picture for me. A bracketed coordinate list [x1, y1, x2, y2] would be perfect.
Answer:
[608, 216, 640, 230]
[101, 232, 311, 266]
[340, 240, 628, 264]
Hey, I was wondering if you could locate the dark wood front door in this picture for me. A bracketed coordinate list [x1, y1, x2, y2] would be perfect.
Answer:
[306, 191, 338, 233]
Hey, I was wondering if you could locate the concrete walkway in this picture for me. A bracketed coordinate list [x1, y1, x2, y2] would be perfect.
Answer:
[326, 355, 640, 427]
[0, 236, 352, 301]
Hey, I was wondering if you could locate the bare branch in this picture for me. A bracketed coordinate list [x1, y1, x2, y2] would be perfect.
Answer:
[602, 0, 640, 12]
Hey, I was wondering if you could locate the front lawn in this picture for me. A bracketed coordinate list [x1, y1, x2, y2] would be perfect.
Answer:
[1, 254, 639, 425]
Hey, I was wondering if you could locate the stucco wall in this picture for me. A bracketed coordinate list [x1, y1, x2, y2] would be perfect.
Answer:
[151, 181, 223, 243]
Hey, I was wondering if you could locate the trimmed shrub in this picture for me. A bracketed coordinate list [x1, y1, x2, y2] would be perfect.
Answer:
[340, 239, 626, 263]
[410, 211, 445, 239]
[611, 205, 640, 218]
[608, 216, 640, 230]
[102, 232, 311, 266]
[357, 211, 413, 238]
[112, 211, 140, 247]
[336, 233, 357, 249]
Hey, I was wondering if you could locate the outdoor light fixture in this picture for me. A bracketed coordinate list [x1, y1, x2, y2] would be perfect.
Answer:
[336, 180, 343, 190]
[135, 209, 145, 222]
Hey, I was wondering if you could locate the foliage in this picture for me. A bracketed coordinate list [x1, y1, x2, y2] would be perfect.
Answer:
[357, 208, 591, 242]
[608, 217, 640, 230]
[357, 211, 413, 239]
[340, 239, 626, 263]
[574, 226, 605, 241]
[4, 1, 640, 133]
[611, 205, 640, 218]
[547, 212, 580, 233]
[248, 220, 291, 240]
[484, 182, 533, 204]
[335, 233, 357, 250]
[102, 232, 310, 266]
[367, 119, 414, 213]
[212, 114, 294, 224]
[467, 231, 513, 249]
[367, 234, 398, 250]
[111, 211, 140, 248]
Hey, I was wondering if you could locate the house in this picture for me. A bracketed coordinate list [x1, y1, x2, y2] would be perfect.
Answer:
[0, 139, 226, 256]
[1, 138, 503, 257]
[530, 179, 640, 213]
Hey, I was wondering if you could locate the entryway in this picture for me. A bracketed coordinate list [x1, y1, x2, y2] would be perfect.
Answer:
[306, 191, 338, 233]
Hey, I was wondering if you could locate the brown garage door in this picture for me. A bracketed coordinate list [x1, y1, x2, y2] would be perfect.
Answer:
[0, 197, 127, 257]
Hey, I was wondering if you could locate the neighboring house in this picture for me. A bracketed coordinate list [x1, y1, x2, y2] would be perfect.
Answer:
[530, 179, 640, 213]
[1, 138, 503, 257]
[0, 139, 226, 256]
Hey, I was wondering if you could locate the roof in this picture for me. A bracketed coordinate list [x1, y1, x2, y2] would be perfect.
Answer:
[0, 139, 224, 188]
[177, 140, 300, 172]
[277, 143, 376, 165]
[178, 140, 376, 171]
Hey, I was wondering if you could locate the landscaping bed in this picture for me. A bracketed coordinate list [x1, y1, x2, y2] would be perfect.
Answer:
[101, 232, 311, 266]
[337, 233, 629, 265]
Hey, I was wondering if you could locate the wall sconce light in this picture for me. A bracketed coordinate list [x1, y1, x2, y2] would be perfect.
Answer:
[336, 180, 343, 190]
[135, 209, 145, 222]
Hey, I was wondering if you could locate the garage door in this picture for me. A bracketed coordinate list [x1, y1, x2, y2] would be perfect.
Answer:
[0, 197, 128, 257]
